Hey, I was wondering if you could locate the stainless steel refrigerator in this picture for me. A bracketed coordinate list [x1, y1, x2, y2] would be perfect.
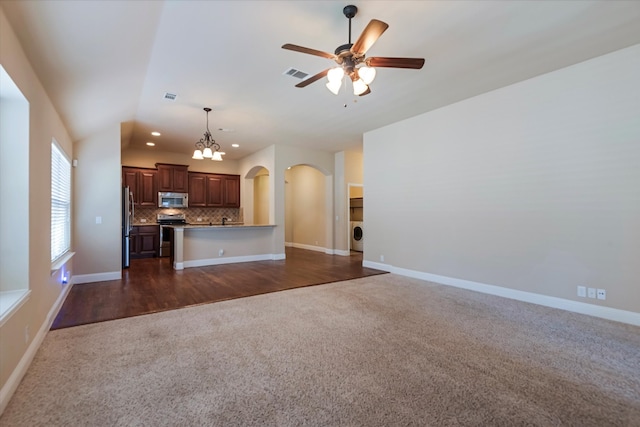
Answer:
[122, 186, 134, 268]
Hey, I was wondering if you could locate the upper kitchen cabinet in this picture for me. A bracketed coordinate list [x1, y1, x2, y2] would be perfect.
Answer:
[187, 173, 211, 207]
[188, 172, 240, 208]
[122, 166, 157, 207]
[223, 175, 240, 207]
[156, 163, 189, 192]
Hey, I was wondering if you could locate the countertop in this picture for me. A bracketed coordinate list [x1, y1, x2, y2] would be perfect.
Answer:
[166, 223, 276, 229]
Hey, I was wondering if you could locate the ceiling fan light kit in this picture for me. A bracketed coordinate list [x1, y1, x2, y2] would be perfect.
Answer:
[192, 107, 224, 161]
[282, 4, 424, 96]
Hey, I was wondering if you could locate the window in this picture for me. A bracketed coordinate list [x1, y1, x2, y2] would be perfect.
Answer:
[51, 140, 71, 262]
[1, 65, 30, 323]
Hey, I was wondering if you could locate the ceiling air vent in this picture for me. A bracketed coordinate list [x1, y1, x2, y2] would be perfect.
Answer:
[163, 92, 177, 101]
[282, 67, 309, 80]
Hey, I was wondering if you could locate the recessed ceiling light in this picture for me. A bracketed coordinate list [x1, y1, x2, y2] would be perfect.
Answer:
[146, 142, 155, 146]
[231, 144, 239, 148]
[151, 131, 161, 136]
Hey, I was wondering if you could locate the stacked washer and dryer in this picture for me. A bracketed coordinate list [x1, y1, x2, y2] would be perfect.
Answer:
[350, 197, 364, 252]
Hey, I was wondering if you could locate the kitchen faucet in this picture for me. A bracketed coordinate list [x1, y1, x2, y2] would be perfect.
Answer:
[222, 217, 228, 225]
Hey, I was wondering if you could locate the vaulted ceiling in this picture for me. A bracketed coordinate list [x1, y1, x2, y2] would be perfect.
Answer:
[2, 1, 639, 160]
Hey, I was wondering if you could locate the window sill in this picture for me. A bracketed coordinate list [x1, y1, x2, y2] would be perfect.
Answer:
[51, 251, 75, 273]
[0, 289, 31, 328]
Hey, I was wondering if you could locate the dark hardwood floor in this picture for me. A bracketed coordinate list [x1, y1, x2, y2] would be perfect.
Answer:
[51, 247, 386, 330]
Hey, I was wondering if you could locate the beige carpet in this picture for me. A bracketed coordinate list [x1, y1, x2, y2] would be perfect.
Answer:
[2, 274, 639, 426]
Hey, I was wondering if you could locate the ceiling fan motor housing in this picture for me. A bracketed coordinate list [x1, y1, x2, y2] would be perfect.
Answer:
[343, 5, 357, 19]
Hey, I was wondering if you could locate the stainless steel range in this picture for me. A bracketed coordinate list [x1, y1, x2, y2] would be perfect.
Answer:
[157, 213, 186, 257]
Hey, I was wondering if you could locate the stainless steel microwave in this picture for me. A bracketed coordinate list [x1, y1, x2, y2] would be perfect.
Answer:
[158, 192, 188, 208]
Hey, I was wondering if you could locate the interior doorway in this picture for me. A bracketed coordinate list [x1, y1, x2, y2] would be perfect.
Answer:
[348, 184, 363, 253]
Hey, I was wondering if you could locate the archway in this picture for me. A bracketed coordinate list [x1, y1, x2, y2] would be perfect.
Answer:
[244, 165, 271, 225]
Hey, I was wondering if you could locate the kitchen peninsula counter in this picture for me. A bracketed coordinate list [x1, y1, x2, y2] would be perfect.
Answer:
[166, 224, 280, 270]
[182, 223, 270, 229]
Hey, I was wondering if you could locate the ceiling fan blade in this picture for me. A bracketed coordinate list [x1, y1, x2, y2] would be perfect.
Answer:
[295, 69, 330, 88]
[282, 43, 336, 60]
[366, 57, 425, 69]
[351, 19, 389, 56]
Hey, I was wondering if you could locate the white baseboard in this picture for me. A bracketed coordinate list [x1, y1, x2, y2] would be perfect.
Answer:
[363, 261, 640, 327]
[288, 242, 327, 253]
[285, 242, 348, 256]
[363, 261, 389, 271]
[183, 253, 284, 269]
[0, 280, 73, 415]
[72, 271, 121, 284]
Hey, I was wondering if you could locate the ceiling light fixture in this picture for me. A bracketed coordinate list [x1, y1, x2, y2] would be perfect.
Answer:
[192, 108, 224, 161]
[326, 63, 376, 96]
[146, 142, 155, 146]
[151, 131, 161, 136]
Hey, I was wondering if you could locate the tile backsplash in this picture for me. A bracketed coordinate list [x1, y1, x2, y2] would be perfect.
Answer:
[134, 207, 242, 225]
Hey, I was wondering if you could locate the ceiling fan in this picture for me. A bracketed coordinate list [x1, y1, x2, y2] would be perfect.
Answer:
[282, 4, 425, 96]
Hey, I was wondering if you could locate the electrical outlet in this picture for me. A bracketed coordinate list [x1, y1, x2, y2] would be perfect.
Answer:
[577, 286, 586, 298]
[380, 255, 385, 262]
[597, 289, 606, 300]
[218, 249, 224, 256]
[197, 217, 202, 222]
[587, 288, 596, 298]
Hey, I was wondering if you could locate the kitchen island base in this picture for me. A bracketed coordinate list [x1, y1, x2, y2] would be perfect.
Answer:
[169, 225, 282, 270]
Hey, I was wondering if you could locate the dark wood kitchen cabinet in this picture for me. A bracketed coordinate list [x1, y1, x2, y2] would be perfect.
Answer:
[222, 175, 240, 207]
[188, 172, 240, 208]
[187, 173, 210, 207]
[156, 163, 189, 192]
[130, 225, 159, 259]
[122, 167, 158, 207]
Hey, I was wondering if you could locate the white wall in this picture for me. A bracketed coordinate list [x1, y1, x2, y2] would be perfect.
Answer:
[285, 165, 327, 249]
[0, 8, 75, 412]
[364, 44, 640, 316]
[73, 125, 122, 280]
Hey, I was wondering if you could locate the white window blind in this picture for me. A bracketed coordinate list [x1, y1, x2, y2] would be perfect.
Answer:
[51, 141, 71, 262]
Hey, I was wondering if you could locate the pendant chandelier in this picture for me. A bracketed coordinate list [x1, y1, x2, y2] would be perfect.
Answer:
[192, 107, 224, 161]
